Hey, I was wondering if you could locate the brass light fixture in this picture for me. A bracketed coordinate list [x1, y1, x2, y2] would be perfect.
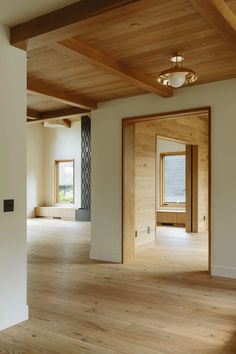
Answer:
[158, 52, 198, 88]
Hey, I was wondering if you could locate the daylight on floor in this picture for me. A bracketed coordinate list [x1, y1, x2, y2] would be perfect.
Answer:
[0, 1, 236, 353]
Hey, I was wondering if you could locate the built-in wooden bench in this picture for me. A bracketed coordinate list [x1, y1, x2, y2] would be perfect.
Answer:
[35, 207, 76, 221]
[156, 210, 186, 227]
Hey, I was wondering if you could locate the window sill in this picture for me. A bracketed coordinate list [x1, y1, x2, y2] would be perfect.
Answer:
[157, 207, 185, 212]
[54, 203, 76, 208]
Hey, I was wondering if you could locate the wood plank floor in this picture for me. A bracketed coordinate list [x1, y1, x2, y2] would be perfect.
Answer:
[0, 219, 236, 354]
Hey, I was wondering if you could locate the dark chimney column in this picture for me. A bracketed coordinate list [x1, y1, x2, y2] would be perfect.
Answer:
[76, 116, 91, 221]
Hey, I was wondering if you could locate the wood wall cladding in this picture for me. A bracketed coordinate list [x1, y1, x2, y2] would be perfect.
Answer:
[156, 211, 186, 226]
[134, 114, 209, 242]
[35, 207, 76, 220]
[123, 123, 136, 263]
[135, 122, 156, 240]
[186, 144, 199, 233]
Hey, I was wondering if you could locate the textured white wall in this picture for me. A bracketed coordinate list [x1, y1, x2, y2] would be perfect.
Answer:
[91, 78, 236, 279]
[27, 125, 44, 217]
[0, 24, 28, 330]
[27, 121, 82, 210]
[43, 121, 82, 208]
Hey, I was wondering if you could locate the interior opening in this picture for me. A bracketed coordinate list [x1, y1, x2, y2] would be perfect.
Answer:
[123, 109, 210, 273]
[155, 139, 187, 249]
[27, 115, 92, 263]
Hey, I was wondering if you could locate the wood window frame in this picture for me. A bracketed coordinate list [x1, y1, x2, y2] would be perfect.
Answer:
[160, 151, 186, 208]
[54, 159, 75, 205]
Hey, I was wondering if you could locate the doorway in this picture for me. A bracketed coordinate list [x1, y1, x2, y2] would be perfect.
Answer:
[156, 138, 198, 234]
[122, 107, 211, 272]
[156, 139, 187, 238]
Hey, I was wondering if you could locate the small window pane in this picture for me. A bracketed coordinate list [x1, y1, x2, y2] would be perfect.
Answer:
[57, 161, 74, 203]
[164, 154, 185, 204]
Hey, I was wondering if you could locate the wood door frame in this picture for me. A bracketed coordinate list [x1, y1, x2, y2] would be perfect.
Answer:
[185, 144, 199, 233]
[122, 107, 211, 274]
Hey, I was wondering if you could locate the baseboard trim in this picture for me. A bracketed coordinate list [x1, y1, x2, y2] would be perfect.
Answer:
[90, 249, 121, 263]
[212, 265, 236, 279]
[0, 304, 29, 331]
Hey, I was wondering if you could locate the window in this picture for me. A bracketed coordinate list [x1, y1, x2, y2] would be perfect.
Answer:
[160, 152, 186, 207]
[55, 160, 74, 204]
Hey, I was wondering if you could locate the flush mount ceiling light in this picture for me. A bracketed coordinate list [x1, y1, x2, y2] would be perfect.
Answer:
[158, 52, 198, 88]
[44, 121, 66, 128]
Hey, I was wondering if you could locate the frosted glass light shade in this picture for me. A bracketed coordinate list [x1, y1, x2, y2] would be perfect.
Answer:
[168, 72, 186, 88]
[44, 122, 66, 128]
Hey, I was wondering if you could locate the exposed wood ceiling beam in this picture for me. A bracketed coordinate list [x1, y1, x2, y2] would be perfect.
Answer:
[62, 119, 72, 128]
[11, 0, 140, 50]
[190, 0, 236, 52]
[27, 108, 41, 119]
[27, 107, 89, 124]
[40, 107, 86, 119]
[50, 39, 173, 98]
[28, 82, 97, 110]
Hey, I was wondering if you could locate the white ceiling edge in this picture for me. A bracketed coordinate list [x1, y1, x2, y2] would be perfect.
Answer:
[0, 0, 79, 27]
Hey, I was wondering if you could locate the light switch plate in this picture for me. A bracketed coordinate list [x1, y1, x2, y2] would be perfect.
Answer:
[4, 199, 14, 212]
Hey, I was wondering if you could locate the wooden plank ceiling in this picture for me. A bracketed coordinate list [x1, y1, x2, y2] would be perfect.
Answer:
[10, 0, 236, 123]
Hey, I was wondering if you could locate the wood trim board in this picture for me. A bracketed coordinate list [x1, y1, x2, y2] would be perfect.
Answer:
[185, 145, 199, 233]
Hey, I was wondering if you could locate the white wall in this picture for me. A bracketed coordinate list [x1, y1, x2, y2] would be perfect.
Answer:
[43, 121, 81, 208]
[0, 24, 28, 330]
[156, 138, 185, 210]
[27, 121, 82, 214]
[27, 125, 44, 217]
[91, 78, 236, 279]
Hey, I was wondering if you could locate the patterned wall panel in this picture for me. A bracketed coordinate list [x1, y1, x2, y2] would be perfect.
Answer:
[81, 116, 91, 211]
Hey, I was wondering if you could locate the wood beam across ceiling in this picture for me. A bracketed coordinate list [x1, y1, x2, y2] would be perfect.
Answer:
[50, 39, 173, 98]
[27, 82, 97, 110]
[27, 108, 41, 120]
[10, 0, 140, 50]
[39, 107, 86, 119]
[27, 107, 89, 124]
[62, 119, 72, 128]
[190, 0, 236, 52]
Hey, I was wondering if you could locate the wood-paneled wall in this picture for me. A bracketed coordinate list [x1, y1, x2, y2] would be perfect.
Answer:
[35, 207, 76, 220]
[135, 123, 156, 240]
[156, 210, 186, 226]
[134, 114, 209, 241]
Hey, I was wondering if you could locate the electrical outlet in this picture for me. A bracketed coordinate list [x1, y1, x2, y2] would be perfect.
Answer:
[147, 226, 150, 234]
